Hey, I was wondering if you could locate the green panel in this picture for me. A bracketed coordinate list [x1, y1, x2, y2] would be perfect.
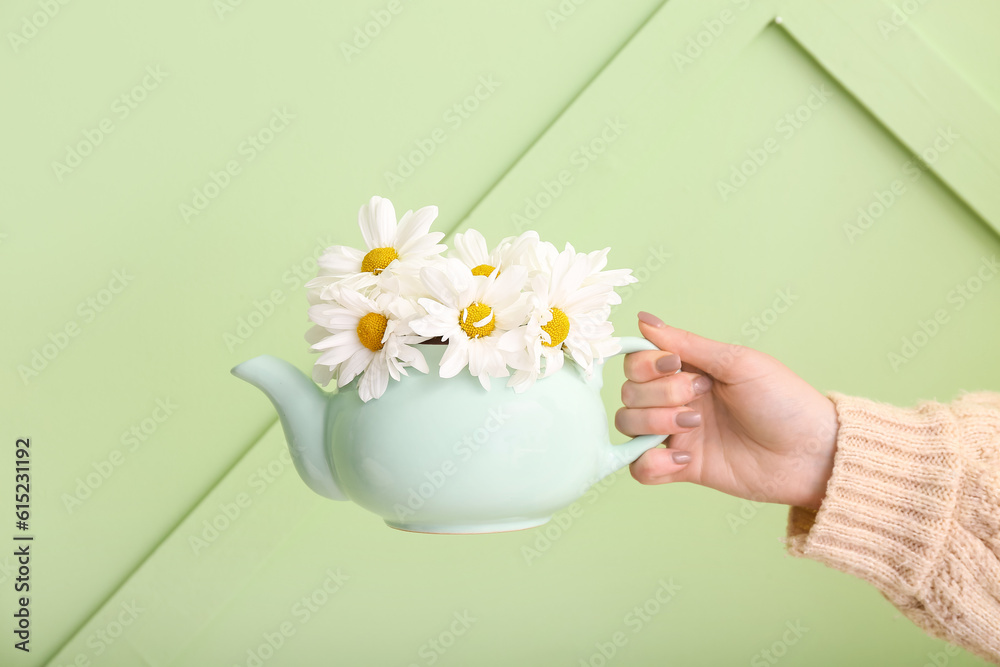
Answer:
[0, 0, 663, 663]
[886, 0, 1000, 109]
[2, 0, 997, 666]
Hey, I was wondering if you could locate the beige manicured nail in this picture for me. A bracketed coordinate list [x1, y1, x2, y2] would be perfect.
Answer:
[655, 354, 681, 374]
[676, 411, 701, 428]
[637, 311, 665, 327]
[692, 376, 713, 395]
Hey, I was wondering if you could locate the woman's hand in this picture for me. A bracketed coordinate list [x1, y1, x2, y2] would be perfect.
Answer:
[616, 312, 840, 509]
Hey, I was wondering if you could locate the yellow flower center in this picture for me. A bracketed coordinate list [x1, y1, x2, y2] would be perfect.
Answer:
[459, 302, 496, 338]
[361, 247, 399, 275]
[471, 263, 497, 277]
[542, 307, 570, 348]
[356, 312, 388, 351]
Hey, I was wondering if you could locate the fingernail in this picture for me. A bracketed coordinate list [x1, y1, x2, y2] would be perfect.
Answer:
[676, 411, 701, 428]
[692, 376, 713, 395]
[671, 451, 692, 464]
[637, 311, 665, 328]
[655, 354, 681, 374]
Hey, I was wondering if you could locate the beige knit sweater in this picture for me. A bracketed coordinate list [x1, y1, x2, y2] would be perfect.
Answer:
[786, 391, 1000, 663]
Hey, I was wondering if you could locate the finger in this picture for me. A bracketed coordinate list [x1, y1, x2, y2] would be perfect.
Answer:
[630, 447, 695, 485]
[636, 313, 742, 380]
[621, 372, 713, 408]
[615, 406, 702, 436]
[623, 350, 681, 383]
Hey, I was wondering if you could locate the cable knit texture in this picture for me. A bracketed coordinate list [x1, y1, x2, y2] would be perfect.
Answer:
[786, 391, 1000, 664]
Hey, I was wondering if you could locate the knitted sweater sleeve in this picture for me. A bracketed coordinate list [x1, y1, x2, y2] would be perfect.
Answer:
[785, 391, 1000, 664]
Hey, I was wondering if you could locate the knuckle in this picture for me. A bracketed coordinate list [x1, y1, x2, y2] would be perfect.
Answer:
[614, 407, 629, 433]
[624, 352, 650, 379]
[660, 378, 682, 405]
[649, 409, 673, 434]
[620, 382, 633, 406]
[629, 459, 655, 484]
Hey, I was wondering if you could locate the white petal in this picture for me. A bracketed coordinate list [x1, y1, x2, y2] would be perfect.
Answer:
[494, 293, 532, 331]
[317, 246, 365, 275]
[468, 338, 484, 377]
[395, 206, 440, 255]
[439, 341, 470, 378]
[358, 356, 390, 402]
[304, 325, 329, 345]
[410, 302, 459, 337]
[542, 347, 565, 377]
[506, 369, 536, 393]
[587, 267, 636, 287]
[404, 346, 430, 374]
[420, 266, 459, 307]
[498, 327, 526, 352]
[358, 197, 379, 249]
[451, 229, 489, 267]
[312, 329, 360, 351]
[483, 264, 528, 308]
[563, 334, 594, 372]
[337, 347, 374, 386]
[372, 197, 397, 247]
[310, 312, 362, 332]
[312, 363, 335, 387]
[385, 356, 401, 382]
[561, 283, 617, 316]
[317, 340, 364, 366]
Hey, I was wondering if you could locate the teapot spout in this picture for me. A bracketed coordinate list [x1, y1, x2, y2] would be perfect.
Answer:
[231, 356, 348, 501]
[597, 435, 664, 481]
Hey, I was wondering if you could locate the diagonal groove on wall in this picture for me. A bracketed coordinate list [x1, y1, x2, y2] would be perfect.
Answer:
[792, 0, 1000, 237]
[40, 1, 676, 664]
[45, 0, 1000, 662]
[771, 21, 1000, 244]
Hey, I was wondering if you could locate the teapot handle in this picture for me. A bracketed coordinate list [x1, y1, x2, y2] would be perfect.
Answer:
[613, 335, 661, 356]
[594, 336, 670, 479]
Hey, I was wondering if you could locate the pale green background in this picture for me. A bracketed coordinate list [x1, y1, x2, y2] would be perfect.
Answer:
[2, 0, 999, 665]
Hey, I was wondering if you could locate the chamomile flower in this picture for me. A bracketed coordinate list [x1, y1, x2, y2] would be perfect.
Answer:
[501, 244, 635, 390]
[449, 229, 539, 284]
[527, 240, 636, 299]
[409, 258, 531, 390]
[306, 195, 446, 302]
[307, 286, 429, 402]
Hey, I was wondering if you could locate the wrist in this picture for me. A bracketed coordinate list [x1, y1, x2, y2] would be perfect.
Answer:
[795, 396, 839, 510]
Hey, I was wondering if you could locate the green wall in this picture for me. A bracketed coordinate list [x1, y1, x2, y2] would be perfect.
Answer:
[2, 0, 998, 665]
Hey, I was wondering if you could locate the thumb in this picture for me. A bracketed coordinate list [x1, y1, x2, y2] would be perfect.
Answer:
[629, 445, 694, 485]
[636, 312, 742, 381]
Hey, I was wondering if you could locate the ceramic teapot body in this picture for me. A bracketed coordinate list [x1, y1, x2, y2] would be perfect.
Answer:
[232, 336, 662, 533]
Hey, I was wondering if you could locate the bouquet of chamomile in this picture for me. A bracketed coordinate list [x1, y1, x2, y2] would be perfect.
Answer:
[304, 196, 636, 402]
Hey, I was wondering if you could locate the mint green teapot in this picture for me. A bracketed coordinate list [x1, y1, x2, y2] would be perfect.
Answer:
[232, 336, 662, 534]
